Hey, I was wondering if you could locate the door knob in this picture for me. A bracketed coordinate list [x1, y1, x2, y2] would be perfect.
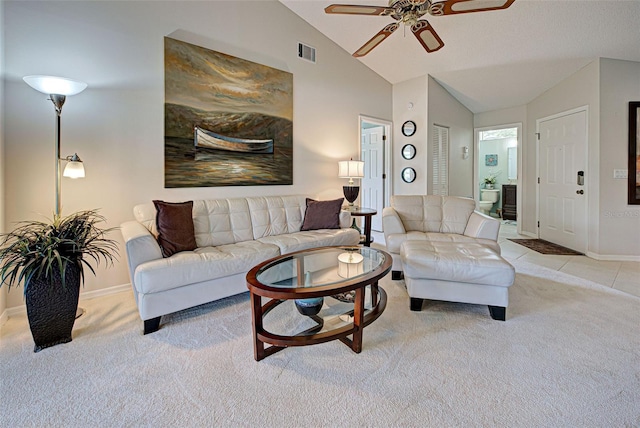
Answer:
[576, 190, 584, 195]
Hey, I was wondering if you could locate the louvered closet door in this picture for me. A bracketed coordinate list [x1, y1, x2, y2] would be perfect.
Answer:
[432, 125, 449, 196]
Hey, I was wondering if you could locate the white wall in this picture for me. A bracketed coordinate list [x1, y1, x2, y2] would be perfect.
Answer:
[0, 0, 7, 321]
[427, 76, 474, 198]
[392, 76, 427, 195]
[391, 76, 474, 198]
[3, 1, 392, 309]
[598, 58, 640, 258]
[474, 106, 527, 130]
[474, 60, 640, 259]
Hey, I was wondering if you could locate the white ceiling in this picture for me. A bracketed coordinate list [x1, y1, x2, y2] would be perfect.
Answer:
[280, 0, 640, 113]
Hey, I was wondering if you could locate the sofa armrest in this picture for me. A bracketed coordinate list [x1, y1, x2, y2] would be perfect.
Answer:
[339, 210, 353, 229]
[120, 221, 163, 285]
[463, 211, 500, 241]
[382, 207, 406, 238]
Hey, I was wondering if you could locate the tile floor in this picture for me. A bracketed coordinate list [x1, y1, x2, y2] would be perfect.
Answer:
[371, 221, 640, 299]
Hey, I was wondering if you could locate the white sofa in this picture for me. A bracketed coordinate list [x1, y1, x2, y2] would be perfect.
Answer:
[382, 195, 515, 320]
[121, 195, 360, 334]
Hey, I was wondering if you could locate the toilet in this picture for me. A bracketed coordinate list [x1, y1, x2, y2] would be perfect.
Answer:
[479, 189, 500, 215]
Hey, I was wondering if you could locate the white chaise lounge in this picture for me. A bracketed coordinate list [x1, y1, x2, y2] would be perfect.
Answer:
[383, 195, 515, 320]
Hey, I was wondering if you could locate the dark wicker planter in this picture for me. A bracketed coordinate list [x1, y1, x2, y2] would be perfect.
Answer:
[25, 263, 81, 353]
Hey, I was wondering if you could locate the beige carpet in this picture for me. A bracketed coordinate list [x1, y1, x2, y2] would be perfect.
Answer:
[1, 259, 639, 427]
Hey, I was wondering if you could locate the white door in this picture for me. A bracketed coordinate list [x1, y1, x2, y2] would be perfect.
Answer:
[538, 109, 587, 252]
[361, 126, 384, 231]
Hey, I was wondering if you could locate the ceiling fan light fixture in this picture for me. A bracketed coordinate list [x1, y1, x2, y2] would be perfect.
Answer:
[325, 0, 516, 56]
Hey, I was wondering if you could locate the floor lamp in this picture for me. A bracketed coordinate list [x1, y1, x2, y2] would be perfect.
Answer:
[23, 75, 88, 318]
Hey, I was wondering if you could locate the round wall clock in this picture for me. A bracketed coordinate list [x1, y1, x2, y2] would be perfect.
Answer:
[401, 120, 416, 137]
[401, 167, 416, 183]
[402, 144, 416, 160]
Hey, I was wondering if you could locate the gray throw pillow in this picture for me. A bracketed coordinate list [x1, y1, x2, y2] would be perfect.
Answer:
[300, 198, 344, 231]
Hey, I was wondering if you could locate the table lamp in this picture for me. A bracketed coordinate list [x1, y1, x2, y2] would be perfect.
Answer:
[338, 159, 364, 206]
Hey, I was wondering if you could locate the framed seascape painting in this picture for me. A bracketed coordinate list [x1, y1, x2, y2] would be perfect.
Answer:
[164, 37, 293, 188]
[630, 102, 640, 205]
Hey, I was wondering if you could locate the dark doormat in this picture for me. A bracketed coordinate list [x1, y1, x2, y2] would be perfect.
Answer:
[507, 239, 584, 255]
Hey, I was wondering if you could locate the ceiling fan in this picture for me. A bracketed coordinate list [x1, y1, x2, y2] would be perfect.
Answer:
[325, 0, 516, 57]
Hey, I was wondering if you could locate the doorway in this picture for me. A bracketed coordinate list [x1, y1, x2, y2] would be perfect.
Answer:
[474, 123, 522, 233]
[537, 107, 588, 253]
[360, 115, 392, 232]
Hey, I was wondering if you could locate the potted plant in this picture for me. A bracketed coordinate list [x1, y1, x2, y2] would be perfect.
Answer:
[483, 175, 496, 189]
[0, 210, 118, 352]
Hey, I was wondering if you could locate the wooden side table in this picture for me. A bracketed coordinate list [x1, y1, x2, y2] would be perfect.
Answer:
[342, 206, 377, 247]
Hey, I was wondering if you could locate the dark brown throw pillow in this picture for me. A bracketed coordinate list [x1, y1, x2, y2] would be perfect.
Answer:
[300, 198, 344, 231]
[153, 200, 196, 257]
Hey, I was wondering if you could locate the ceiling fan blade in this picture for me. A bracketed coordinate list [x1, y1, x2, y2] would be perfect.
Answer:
[325, 4, 395, 16]
[353, 23, 399, 57]
[429, 0, 516, 16]
[412, 21, 444, 53]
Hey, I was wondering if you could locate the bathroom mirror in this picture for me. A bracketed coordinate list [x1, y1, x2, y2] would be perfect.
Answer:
[401, 167, 416, 183]
[401, 121, 416, 137]
[402, 144, 416, 160]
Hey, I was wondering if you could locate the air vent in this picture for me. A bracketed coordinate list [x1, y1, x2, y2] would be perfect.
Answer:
[297, 42, 316, 63]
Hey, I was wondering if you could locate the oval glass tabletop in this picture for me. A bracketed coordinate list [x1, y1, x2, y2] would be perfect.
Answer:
[255, 246, 386, 289]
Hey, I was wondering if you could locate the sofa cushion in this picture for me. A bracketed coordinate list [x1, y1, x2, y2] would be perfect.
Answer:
[258, 228, 360, 254]
[390, 195, 475, 234]
[246, 196, 307, 239]
[153, 200, 197, 257]
[400, 241, 514, 287]
[192, 199, 253, 247]
[133, 240, 280, 294]
[300, 198, 344, 231]
[386, 231, 501, 255]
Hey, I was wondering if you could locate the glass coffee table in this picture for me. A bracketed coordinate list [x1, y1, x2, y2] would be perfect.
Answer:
[246, 246, 392, 361]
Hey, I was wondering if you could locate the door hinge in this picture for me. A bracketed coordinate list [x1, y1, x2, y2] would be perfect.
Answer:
[537, 177, 540, 184]
[535, 132, 540, 140]
[538, 221, 540, 228]
[382, 173, 386, 179]
[382, 135, 386, 142]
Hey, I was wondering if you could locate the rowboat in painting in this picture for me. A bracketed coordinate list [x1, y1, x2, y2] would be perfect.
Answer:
[194, 126, 274, 154]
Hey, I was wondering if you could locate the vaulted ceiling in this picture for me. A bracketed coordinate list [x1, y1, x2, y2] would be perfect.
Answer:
[280, 0, 640, 113]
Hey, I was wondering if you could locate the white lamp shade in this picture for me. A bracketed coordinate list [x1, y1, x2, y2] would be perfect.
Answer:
[23, 75, 88, 96]
[338, 160, 364, 178]
[63, 160, 85, 179]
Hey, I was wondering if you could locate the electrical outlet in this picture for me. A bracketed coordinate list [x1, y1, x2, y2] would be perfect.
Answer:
[613, 169, 628, 179]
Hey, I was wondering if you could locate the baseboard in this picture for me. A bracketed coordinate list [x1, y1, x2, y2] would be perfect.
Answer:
[586, 252, 640, 262]
[79, 283, 131, 302]
[2, 283, 131, 319]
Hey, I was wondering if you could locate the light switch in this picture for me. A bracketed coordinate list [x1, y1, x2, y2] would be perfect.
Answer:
[613, 169, 628, 179]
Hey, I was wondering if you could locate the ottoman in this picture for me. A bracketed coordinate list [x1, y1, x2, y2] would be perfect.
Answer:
[400, 241, 515, 320]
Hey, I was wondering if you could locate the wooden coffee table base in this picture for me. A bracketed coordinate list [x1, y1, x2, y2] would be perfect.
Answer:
[250, 283, 386, 361]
